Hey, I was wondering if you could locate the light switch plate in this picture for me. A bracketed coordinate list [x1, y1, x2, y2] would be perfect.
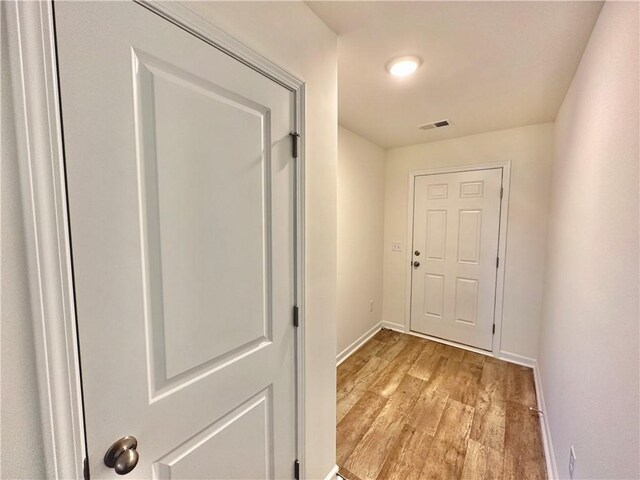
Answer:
[392, 242, 402, 252]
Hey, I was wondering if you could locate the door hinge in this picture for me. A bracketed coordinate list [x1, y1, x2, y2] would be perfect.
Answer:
[294, 459, 300, 480]
[293, 305, 299, 327]
[290, 132, 300, 159]
[500, 186, 504, 199]
[496, 257, 499, 269]
[83, 457, 90, 480]
[492, 324, 496, 335]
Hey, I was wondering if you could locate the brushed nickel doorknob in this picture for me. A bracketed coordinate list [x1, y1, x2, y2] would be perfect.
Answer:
[104, 436, 139, 475]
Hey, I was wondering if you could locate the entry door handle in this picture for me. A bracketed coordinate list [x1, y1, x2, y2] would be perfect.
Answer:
[104, 436, 139, 475]
[413, 261, 420, 267]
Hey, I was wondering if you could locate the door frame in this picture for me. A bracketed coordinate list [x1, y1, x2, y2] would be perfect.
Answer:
[404, 162, 511, 357]
[7, 1, 307, 477]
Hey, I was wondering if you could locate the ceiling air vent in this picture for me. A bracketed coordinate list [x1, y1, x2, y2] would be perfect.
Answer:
[419, 119, 452, 130]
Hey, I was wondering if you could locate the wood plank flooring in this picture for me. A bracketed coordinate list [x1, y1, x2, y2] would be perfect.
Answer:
[336, 330, 546, 480]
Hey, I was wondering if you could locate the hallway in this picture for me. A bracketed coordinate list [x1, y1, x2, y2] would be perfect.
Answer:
[336, 330, 546, 480]
[3, 2, 638, 479]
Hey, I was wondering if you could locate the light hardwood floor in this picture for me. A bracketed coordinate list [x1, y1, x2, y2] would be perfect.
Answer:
[336, 329, 547, 480]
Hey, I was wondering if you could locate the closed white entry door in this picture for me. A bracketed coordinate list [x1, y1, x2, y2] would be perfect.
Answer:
[410, 169, 502, 350]
[55, 2, 297, 478]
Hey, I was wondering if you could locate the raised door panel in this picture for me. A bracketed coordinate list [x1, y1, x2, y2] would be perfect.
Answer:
[423, 274, 445, 318]
[134, 52, 273, 397]
[459, 181, 484, 198]
[454, 277, 479, 325]
[154, 389, 273, 479]
[457, 210, 482, 265]
[427, 183, 448, 199]
[425, 210, 447, 261]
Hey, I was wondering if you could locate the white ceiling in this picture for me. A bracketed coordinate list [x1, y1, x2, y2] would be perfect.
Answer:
[307, 1, 602, 148]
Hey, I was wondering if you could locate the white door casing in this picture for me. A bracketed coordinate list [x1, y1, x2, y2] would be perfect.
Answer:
[55, 2, 299, 478]
[409, 168, 503, 351]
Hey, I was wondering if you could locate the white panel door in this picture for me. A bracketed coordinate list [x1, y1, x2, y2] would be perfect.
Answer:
[410, 169, 502, 350]
[55, 2, 297, 478]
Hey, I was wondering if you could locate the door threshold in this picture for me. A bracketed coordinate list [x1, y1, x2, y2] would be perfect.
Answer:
[382, 325, 496, 359]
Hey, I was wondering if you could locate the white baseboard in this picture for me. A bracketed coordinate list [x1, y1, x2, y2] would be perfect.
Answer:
[336, 322, 382, 366]
[381, 320, 406, 332]
[498, 350, 536, 368]
[324, 464, 339, 480]
[533, 360, 558, 480]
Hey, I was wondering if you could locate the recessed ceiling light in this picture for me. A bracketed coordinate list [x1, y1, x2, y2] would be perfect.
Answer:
[387, 56, 421, 77]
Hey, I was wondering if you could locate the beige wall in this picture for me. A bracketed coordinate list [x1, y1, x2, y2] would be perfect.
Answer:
[538, 2, 639, 478]
[186, 4, 338, 478]
[383, 123, 554, 359]
[337, 126, 385, 356]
